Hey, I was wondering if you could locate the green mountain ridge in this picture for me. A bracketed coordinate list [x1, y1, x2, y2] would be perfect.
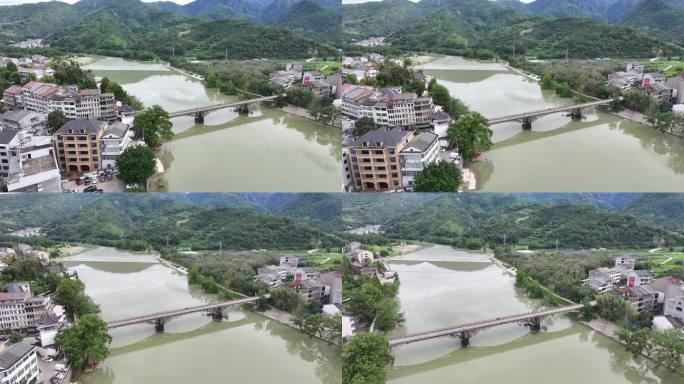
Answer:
[344, 194, 684, 249]
[343, 0, 684, 59]
[0, 0, 340, 59]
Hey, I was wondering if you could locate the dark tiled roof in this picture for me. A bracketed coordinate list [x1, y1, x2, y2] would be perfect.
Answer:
[56, 119, 106, 135]
[0, 129, 19, 145]
[350, 128, 412, 148]
[0, 342, 34, 370]
[402, 131, 438, 153]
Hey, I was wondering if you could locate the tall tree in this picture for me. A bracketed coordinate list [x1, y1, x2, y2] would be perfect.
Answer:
[55, 314, 111, 374]
[413, 161, 463, 192]
[47, 110, 69, 134]
[447, 112, 493, 162]
[342, 332, 394, 384]
[116, 146, 156, 186]
[133, 105, 173, 147]
[55, 278, 99, 320]
[352, 117, 376, 136]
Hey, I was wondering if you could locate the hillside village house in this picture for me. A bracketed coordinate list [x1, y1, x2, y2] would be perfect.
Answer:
[627, 270, 654, 287]
[612, 285, 659, 313]
[666, 73, 684, 104]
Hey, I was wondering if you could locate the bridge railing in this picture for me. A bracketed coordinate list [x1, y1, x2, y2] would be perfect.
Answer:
[107, 297, 258, 325]
[488, 99, 613, 123]
[168, 96, 279, 117]
[391, 304, 583, 341]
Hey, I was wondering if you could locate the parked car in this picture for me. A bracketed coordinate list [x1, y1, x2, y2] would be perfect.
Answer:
[41, 356, 53, 362]
[84, 185, 98, 193]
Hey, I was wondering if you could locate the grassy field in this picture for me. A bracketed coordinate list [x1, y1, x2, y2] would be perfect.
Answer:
[645, 249, 684, 276]
[302, 249, 343, 272]
[303, 59, 341, 76]
[644, 58, 684, 78]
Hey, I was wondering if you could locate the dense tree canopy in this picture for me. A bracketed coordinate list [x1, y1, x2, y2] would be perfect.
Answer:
[342, 332, 394, 384]
[133, 105, 174, 147]
[55, 314, 111, 374]
[116, 146, 156, 186]
[413, 161, 463, 192]
[447, 112, 493, 162]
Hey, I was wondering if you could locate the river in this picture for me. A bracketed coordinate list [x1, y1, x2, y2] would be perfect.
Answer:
[418, 56, 684, 192]
[83, 57, 341, 192]
[386, 244, 680, 383]
[60, 247, 341, 384]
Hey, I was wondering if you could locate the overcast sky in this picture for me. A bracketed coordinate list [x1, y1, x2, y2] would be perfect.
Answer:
[0, 0, 194, 5]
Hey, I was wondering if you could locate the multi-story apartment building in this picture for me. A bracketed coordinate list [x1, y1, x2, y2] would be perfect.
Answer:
[0, 128, 60, 192]
[53, 119, 107, 173]
[613, 285, 658, 313]
[0, 111, 45, 134]
[346, 128, 413, 191]
[400, 131, 440, 189]
[664, 294, 684, 321]
[0, 342, 39, 384]
[1, 86, 23, 111]
[9, 81, 115, 119]
[0, 284, 51, 331]
[342, 86, 434, 128]
[100, 122, 132, 169]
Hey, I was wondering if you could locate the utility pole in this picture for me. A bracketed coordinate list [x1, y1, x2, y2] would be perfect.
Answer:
[172, 45, 175, 57]
[555, 238, 559, 253]
[219, 239, 223, 254]
[166, 235, 169, 247]
[225, 49, 228, 61]
[503, 233, 507, 246]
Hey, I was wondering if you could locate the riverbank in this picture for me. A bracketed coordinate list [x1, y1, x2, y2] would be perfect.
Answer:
[279, 105, 340, 128]
[257, 307, 342, 347]
[167, 65, 204, 81]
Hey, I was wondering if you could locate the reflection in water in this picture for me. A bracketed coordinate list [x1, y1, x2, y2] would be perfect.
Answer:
[84, 57, 341, 192]
[62, 247, 340, 384]
[387, 245, 680, 384]
[419, 56, 684, 191]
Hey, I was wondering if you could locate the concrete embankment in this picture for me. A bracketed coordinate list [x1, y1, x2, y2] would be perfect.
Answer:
[279, 105, 340, 128]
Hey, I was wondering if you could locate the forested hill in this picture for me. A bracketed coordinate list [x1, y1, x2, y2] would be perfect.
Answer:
[0, 0, 339, 59]
[343, 194, 684, 250]
[342, 0, 684, 59]
[0, 194, 344, 252]
[499, 0, 684, 46]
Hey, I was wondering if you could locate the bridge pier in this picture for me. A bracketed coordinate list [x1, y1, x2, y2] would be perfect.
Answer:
[528, 316, 542, 331]
[194, 112, 206, 124]
[236, 104, 249, 114]
[569, 108, 583, 120]
[460, 331, 471, 347]
[210, 307, 223, 321]
[521, 117, 533, 130]
[155, 318, 166, 333]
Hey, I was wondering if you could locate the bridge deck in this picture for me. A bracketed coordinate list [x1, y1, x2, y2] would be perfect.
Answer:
[106, 296, 259, 328]
[169, 95, 278, 118]
[388, 304, 583, 347]
[488, 99, 613, 125]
